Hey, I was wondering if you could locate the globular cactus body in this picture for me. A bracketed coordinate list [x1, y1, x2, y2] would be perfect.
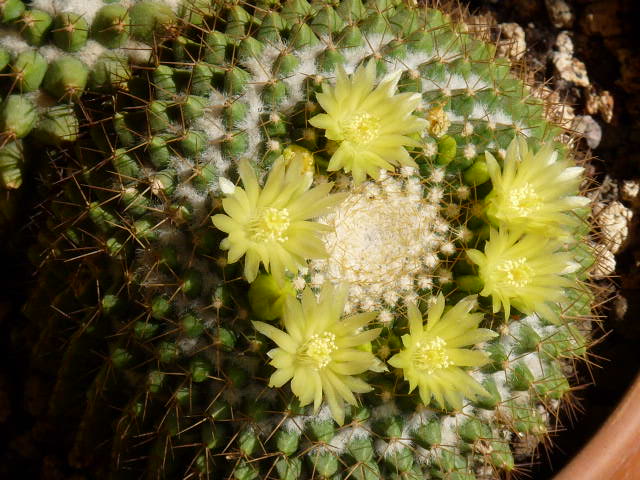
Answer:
[11, 1, 595, 479]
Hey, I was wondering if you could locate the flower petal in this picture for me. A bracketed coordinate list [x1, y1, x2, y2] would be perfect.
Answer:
[269, 367, 294, 388]
[252, 321, 298, 353]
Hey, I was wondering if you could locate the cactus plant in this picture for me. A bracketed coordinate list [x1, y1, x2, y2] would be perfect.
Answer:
[12, 1, 596, 479]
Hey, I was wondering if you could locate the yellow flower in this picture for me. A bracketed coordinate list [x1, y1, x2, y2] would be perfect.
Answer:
[309, 61, 427, 184]
[252, 283, 384, 425]
[467, 228, 577, 323]
[485, 137, 589, 238]
[212, 156, 345, 284]
[388, 294, 496, 410]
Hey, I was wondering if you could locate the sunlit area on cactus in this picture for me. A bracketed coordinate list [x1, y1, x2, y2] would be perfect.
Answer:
[309, 61, 427, 184]
[0, 0, 600, 478]
[253, 283, 384, 425]
[389, 294, 497, 410]
[212, 156, 345, 284]
[484, 136, 590, 237]
[467, 229, 579, 322]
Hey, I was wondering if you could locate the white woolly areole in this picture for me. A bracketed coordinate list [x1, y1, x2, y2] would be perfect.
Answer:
[37, 45, 64, 63]
[314, 404, 336, 423]
[31, 0, 105, 23]
[439, 412, 468, 448]
[371, 401, 399, 421]
[341, 33, 395, 74]
[157, 0, 182, 12]
[281, 44, 327, 110]
[75, 40, 108, 68]
[385, 437, 414, 456]
[373, 439, 389, 457]
[314, 176, 446, 310]
[282, 415, 308, 434]
[407, 407, 438, 433]
[0, 29, 31, 55]
[518, 351, 545, 381]
[119, 40, 154, 65]
[235, 88, 264, 159]
[27, 0, 56, 13]
[375, 437, 413, 458]
[176, 336, 201, 356]
[328, 425, 371, 452]
[196, 90, 226, 129]
[414, 445, 436, 465]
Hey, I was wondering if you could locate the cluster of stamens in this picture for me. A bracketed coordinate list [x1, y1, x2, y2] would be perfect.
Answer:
[412, 337, 451, 374]
[506, 183, 542, 216]
[297, 332, 338, 370]
[248, 207, 290, 243]
[496, 257, 534, 289]
[341, 112, 381, 145]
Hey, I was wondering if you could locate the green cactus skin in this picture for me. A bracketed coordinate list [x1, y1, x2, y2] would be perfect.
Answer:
[0, 0, 186, 210]
[11, 1, 595, 479]
[0, 0, 25, 24]
[0, 94, 36, 138]
[51, 12, 89, 52]
[18, 9, 53, 46]
[0, 138, 23, 188]
[91, 4, 130, 48]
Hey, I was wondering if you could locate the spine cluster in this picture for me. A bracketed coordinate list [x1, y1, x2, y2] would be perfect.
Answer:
[4, 1, 595, 479]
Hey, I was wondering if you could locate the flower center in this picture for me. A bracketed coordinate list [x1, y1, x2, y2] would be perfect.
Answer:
[413, 337, 451, 374]
[248, 207, 290, 243]
[297, 332, 338, 370]
[342, 112, 381, 145]
[506, 183, 542, 216]
[496, 257, 534, 288]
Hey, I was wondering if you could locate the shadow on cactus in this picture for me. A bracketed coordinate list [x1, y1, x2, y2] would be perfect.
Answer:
[13, 0, 599, 479]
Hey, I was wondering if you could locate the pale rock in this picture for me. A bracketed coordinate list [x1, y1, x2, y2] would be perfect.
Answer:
[572, 115, 602, 149]
[585, 87, 615, 123]
[498, 23, 526, 60]
[590, 243, 616, 279]
[552, 32, 590, 87]
[594, 200, 633, 253]
[545, 0, 574, 28]
[621, 180, 640, 203]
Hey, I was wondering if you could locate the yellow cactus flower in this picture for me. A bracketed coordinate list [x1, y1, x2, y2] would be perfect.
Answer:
[467, 228, 578, 323]
[309, 61, 427, 184]
[212, 156, 345, 284]
[252, 283, 384, 425]
[388, 294, 497, 410]
[484, 137, 589, 237]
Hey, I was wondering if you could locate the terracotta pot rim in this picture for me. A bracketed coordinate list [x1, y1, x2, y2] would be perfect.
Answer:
[554, 373, 640, 480]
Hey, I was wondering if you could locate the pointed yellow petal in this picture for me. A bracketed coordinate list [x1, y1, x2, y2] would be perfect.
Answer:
[269, 367, 294, 388]
[237, 158, 260, 205]
[252, 321, 298, 353]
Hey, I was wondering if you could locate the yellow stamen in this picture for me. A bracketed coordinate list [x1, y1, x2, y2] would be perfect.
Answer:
[496, 257, 534, 288]
[413, 337, 451, 374]
[342, 112, 381, 145]
[506, 183, 542, 216]
[298, 332, 338, 369]
[248, 207, 290, 243]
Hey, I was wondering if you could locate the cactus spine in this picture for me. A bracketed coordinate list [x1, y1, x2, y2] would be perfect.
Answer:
[9, 1, 595, 479]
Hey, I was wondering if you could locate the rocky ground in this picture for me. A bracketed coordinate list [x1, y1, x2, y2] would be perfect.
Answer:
[0, 1, 638, 478]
